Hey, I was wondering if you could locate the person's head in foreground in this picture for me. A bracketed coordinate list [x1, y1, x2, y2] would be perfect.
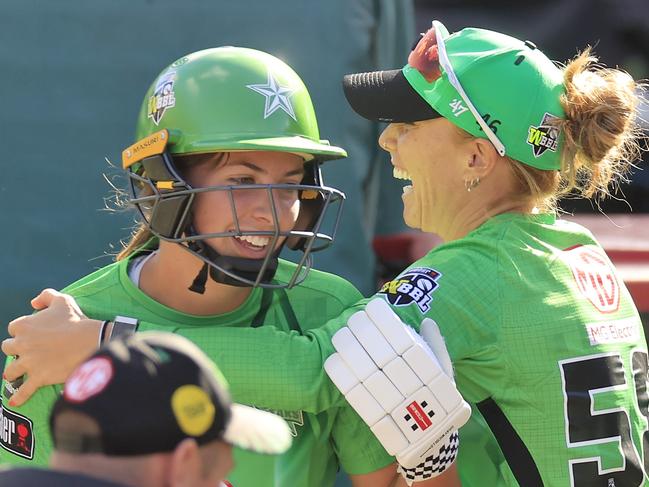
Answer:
[343, 20, 644, 241]
[120, 46, 346, 295]
[47, 331, 291, 487]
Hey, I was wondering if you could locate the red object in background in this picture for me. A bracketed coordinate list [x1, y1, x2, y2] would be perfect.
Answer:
[572, 215, 649, 313]
[373, 234, 415, 263]
[373, 216, 649, 312]
[373, 234, 418, 289]
[372, 232, 444, 287]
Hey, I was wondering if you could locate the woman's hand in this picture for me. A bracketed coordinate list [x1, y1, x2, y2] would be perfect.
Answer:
[1, 288, 102, 407]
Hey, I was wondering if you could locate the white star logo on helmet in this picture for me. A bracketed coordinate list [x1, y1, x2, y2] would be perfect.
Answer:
[247, 72, 297, 121]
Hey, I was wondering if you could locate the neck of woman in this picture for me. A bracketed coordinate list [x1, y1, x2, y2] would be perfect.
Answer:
[432, 158, 540, 243]
[137, 241, 253, 316]
[443, 199, 535, 242]
[429, 181, 537, 243]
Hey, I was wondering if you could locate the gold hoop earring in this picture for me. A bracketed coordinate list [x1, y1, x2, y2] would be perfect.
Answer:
[465, 177, 480, 192]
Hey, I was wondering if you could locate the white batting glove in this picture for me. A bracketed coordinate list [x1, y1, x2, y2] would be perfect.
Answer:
[324, 298, 471, 471]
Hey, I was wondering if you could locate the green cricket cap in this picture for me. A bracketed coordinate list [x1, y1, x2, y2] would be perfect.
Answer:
[343, 21, 566, 170]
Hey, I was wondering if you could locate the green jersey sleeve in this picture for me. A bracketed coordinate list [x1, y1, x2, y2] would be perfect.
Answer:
[0, 268, 119, 466]
[0, 366, 61, 465]
[176, 305, 364, 413]
[331, 398, 394, 474]
[178, 261, 368, 413]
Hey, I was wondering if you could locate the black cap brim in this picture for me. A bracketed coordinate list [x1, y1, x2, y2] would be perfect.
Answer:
[342, 69, 441, 123]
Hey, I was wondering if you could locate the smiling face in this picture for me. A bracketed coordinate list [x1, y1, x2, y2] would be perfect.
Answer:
[186, 150, 305, 260]
[378, 118, 472, 233]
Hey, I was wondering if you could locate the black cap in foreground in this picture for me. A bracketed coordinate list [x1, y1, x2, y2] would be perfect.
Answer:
[50, 332, 292, 456]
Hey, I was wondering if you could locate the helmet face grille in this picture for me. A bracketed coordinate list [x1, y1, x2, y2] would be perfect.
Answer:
[123, 47, 347, 288]
[127, 157, 344, 289]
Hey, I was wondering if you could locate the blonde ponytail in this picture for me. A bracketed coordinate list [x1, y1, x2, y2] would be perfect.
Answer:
[557, 48, 645, 200]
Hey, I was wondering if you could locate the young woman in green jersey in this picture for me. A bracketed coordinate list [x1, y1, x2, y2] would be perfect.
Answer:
[0, 47, 461, 487]
[6, 20, 647, 486]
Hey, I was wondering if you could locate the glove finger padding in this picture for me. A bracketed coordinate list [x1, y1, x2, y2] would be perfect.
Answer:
[419, 318, 453, 379]
[324, 298, 471, 471]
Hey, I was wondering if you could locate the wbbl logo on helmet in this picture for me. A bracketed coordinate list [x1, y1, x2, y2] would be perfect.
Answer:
[527, 112, 560, 157]
[148, 70, 177, 125]
[378, 267, 441, 313]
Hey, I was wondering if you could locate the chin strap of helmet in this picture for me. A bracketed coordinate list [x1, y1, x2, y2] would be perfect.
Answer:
[184, 228, 282, 294]
[188, 261, 211, 294]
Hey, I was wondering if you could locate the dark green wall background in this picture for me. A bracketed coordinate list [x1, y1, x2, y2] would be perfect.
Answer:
[0, 2, 414, 483]
[1, 0, 414, 334]
[1, 1, 148, 329]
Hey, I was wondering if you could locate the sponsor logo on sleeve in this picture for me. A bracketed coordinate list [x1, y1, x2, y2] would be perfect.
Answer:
[378, 267, 442, 313]
[0, 401, 34, 460]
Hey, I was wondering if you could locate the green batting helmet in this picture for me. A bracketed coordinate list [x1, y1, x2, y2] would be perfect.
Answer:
[123, 47, 346, 290]
[135, 46, 346, 161]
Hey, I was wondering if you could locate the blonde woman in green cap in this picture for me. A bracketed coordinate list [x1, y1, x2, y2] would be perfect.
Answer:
[5, 20, 647, 486]
[335, 20, 648, 486]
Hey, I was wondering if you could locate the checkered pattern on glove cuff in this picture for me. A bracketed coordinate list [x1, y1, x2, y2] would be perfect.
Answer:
[397, 431, 459, 484]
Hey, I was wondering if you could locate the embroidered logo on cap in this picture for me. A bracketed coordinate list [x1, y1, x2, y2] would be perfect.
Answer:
[247, 72, 297, 120]
[378, 267, 442, 313]
[527, 112, 560, 157]
[64, 357, 114, 403]
[449, 99, 468, 117]
[0, 401, 35, 460]
[171, 385, 215, 436]
[148, 70, 177, 125]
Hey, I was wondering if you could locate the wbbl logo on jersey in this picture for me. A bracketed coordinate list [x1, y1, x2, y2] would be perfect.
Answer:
[378, 267, 441, 313]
